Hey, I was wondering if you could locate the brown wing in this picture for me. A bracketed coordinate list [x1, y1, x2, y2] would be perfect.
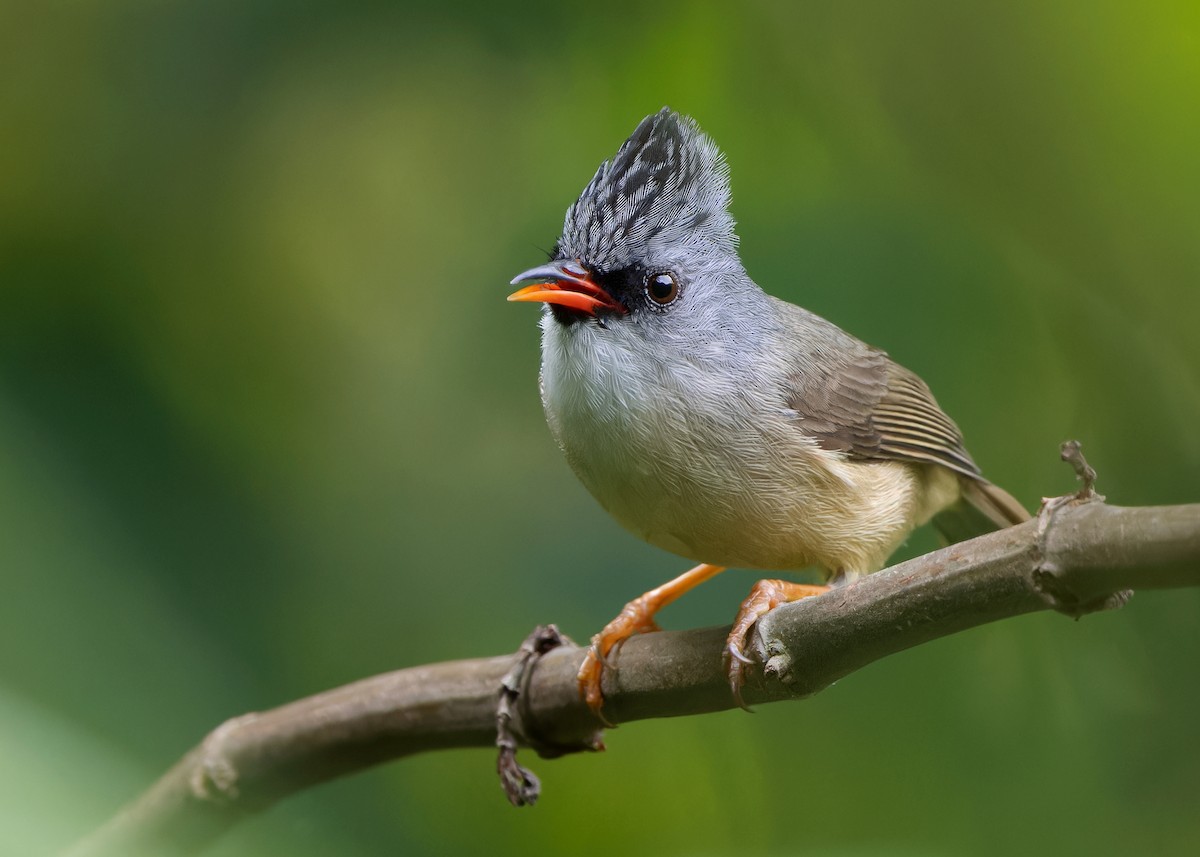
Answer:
[784, 347, 983, 480]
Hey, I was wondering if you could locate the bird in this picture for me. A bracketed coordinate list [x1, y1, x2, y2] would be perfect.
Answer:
[507, 108, 1029, 720]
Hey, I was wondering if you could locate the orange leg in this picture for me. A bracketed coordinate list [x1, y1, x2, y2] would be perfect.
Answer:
[578, 563, 726, 723]
[725, 580, 830, 710]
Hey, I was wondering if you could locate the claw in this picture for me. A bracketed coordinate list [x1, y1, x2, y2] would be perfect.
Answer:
[577, 644, 617, 728]
[726, 641, 755, 664]
[591, 633, 620, 670]
[725, 640, 757, 712]
[731, 674, 755, 713]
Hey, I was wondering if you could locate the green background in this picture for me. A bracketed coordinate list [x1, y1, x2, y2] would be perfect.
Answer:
[3, 2, 1198, 854]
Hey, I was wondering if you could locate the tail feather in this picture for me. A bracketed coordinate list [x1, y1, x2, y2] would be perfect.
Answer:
[932, 478, 1030, 545]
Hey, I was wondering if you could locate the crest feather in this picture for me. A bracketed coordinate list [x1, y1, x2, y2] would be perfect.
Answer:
[557, 108, 737, 269]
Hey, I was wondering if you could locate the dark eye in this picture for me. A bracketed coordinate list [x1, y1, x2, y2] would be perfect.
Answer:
[645, 271, 679, 306]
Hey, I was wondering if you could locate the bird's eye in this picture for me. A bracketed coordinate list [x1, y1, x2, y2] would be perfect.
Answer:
[645, 272, 679, 306]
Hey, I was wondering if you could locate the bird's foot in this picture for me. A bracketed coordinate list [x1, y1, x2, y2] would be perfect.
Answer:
[577, 595, 661, 726]
[577, 563, 727, 725]
[724, 580, 830, 711]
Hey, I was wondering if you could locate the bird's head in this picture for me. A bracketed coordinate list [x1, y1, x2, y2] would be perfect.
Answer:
[509, 109, 748, 332]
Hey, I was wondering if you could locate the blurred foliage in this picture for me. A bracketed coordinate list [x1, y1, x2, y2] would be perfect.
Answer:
[2, 1, 1199, 854]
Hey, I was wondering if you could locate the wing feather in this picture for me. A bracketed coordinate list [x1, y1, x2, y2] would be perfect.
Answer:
[784, 347, 983, 480]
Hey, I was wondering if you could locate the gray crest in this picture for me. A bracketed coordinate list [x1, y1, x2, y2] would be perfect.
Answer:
[556, 108, 737, 270]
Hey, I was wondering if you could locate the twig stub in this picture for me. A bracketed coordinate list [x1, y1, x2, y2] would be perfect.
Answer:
[1060, 439, 1102, 502]
[1033, 441, 1130, 616]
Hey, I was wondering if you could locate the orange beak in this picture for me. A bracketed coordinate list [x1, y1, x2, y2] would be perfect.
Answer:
[507, 261, 625, 316]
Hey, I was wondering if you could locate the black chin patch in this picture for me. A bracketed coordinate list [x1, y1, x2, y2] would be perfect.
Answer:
[549, 304, 585, 326]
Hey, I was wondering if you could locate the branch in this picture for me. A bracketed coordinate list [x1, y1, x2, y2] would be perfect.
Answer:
[65, 499, 1200, 857]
